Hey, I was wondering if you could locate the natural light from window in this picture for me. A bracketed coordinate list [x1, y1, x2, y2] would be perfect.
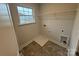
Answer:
[17, 6, 35, 25]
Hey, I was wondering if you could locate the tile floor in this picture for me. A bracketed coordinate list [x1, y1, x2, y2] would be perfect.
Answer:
[21, 41, 67, 56]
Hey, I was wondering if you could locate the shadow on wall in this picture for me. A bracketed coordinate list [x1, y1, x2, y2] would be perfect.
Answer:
[75, 40, 79, 56]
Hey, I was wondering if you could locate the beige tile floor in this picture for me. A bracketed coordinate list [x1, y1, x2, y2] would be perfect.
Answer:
[21, 41, 67, 56]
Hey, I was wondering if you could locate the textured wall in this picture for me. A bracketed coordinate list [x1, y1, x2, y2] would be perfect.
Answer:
[9, 3, 40, 50]
[39, 4, 77, 45]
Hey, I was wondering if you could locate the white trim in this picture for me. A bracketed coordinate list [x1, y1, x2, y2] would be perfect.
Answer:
[19, 35, 68, 56]
[7, 3, 19, 56]
[49, 39, 68, 49]
[68, 48, 76, 56]
[19, 39, 33, 51]
[49, 39, 69, 55]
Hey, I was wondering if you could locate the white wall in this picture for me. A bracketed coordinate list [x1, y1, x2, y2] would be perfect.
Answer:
[9, 3, 40, 50]
[39, 4, 77, 47]
[0, 4, 19, 56]
[69, 4, 79, 56]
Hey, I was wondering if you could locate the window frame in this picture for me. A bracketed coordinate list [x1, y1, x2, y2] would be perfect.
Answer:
[17, 6, 35, 26]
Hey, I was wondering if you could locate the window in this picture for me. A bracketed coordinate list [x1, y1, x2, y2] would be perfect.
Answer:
[17, 6, 35, 25]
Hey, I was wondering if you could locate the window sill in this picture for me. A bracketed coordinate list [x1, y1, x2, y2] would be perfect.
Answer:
[19, 22, 36, 26]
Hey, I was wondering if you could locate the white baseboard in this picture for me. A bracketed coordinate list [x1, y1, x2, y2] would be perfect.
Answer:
[19, 40, 33, 51]
[49, 39, 68, 49]
[68, 48, 76, 56]
[19, 35, 68, 52]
